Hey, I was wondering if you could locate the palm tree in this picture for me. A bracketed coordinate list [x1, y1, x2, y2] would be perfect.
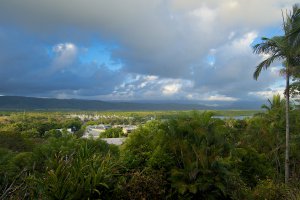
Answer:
[286, 4, 300, 47]
[253, 6, 300, 183]
[260, 94, 286, 177]
[261, 94, 284, 112]
[288, 4, 300, 103]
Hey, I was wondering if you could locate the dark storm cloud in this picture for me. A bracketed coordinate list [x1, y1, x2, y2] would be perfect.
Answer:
[0, 0, 298, 100]
[0, 28, 124, 98]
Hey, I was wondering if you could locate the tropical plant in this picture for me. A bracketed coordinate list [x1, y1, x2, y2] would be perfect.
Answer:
[23, 135, 120, 199]
[116, 169, 167, 200]
[261, 94, 286, 177]
[100, 127, 124, 138]
[121, 120, 166, 169]
[253, 5, 300, 183]
[165, 112, 234, 198]
[29, 147, 119, 199]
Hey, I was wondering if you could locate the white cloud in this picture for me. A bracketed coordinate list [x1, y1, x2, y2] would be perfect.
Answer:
[162, 83, 182, 95]
[52, 43, 78, 70]
[231, 31, 257, 53]
[189, 5, 217, 31]
[53, 43, 76, 54]
[103, 75, 195, 100]
[186, 92, 238, 102]
[145, 75, 158, 81]
[204, 94, 238, 101]
[248, 87, 285, 99]
[228, 1, 239, 9]
[228, 31, 236, 40]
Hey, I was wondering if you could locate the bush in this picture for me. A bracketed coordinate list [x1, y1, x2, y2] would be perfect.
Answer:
[100, 127, 124, 138]
[116, 169, 167, 200]
[252, 179, 286, 200]
[0, 131, 33, 152]
[26, 135, 120, 199]
[233, 147, 274, 188]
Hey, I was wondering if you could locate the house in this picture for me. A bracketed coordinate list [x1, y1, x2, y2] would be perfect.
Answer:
[82, 124, 111, 138]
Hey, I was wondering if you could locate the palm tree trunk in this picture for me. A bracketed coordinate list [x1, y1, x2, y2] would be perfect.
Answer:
[285, 70, 290, 184]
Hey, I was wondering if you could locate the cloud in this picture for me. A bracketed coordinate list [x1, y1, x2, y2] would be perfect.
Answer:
[52, 43, 78, 70]
[185, 92, 238, 102]
[0, 0, 298, 101]
[99, 75, 194, 101]
[203, 95, 238, 102]
[190, 31, 284, 101]
[248, 86, 285, 99]
[0, 29, 124, 98]
[162, 83, 182, 96]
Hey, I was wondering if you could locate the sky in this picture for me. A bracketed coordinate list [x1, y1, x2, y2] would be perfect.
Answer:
[0, 0, 298, 104]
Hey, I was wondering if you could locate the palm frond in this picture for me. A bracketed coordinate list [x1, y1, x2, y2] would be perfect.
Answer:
[284, 4, 300, 46]
[253, 35, 292, 80]
[261, 104, 270, 111]
[253, 36, 286, 56]
[253, 55, 278, 80]
[279, 68, 286, 77]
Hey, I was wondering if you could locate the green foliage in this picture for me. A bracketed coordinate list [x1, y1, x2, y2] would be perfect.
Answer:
[63, 118, 82, 132]
[0, 148, 34, 199]
[164, 112, 233, 198]
[0, 132, 120, 199]
[251, 179, 287, 200]
[30, 146, 119, 199]
[1, 103, 300, 199]
[0, 131, 33, 152]
[0, 148, 15, 182]
[147, 145, 174, 169]
[121, 120, 167, 169]
[116, 169, 167, 200]
[100, 127, 124, 138]
[32, 134, 116, 173]
[233, 148, 273, 188]
[122, 112, 239, 199]
[8, 152, 34, 174]
[44, 129, 63, 138]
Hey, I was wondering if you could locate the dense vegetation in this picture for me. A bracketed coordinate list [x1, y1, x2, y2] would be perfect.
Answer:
[252, 4, 300, 183]
[1, 99, 300, 199]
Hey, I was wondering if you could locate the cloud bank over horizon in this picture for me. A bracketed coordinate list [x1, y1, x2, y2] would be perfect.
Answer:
[0, 0, 297, 103]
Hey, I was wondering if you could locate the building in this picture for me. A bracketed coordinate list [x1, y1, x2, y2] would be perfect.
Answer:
[82, 124, 111, 138]
[122, 125, 137, 134]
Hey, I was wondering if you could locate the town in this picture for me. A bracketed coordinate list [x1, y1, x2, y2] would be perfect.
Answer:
[82, 124, 137, 145]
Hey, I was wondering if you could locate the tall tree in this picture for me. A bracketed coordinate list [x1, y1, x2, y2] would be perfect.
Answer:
[286, 4, 300, 47]
[261, 94, 284, 112]
[261, 94, 286, 176]
[286, 4, 300, 100]
[253, 5, 300, 183]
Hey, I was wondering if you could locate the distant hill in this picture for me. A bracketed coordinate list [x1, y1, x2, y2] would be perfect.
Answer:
[0, 96, 262, 111]
[0, 96, 213, 111]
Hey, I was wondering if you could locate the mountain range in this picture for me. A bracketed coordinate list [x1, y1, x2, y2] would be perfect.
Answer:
[0, 96, 262, 111]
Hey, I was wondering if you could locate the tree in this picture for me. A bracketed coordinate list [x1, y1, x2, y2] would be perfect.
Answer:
[286, 4, 300, 47]
[285, 4, 300, 108]
[100, 127, 124, 138]
[253, 6, 300, 183]
[261, 94, 285, 112]
[260, 95, 286, 177]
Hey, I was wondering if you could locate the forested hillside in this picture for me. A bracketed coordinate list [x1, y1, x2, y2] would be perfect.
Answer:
[0, 96, 211, 111]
